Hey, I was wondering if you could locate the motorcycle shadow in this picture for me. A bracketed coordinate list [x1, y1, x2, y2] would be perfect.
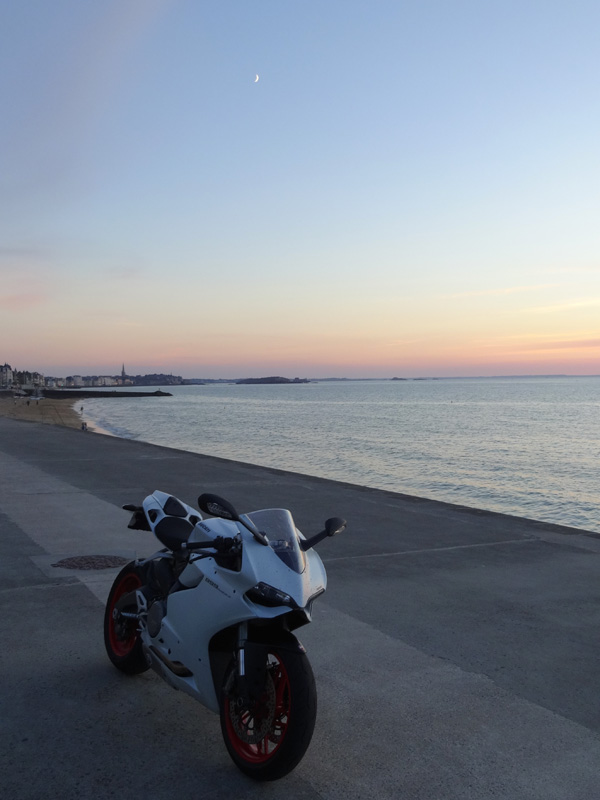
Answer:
[69, 659, 316, 795]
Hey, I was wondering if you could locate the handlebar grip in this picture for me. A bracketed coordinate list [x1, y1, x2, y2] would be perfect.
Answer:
[186, 536, 237, 552]
[185, 539, 218, 550]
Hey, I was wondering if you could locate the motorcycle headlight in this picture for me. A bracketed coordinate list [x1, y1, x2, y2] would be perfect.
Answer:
[245, 582, 297, 608]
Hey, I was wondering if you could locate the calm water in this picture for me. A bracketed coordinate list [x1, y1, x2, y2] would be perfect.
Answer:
[81, 378, 600, 532]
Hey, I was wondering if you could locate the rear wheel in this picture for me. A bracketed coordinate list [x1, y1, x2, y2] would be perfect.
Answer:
[104, 562, 149, 674]
[220, 648, 317, 781]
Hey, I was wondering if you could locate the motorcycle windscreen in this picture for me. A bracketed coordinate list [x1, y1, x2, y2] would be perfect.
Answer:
[245, 509, 306, 574]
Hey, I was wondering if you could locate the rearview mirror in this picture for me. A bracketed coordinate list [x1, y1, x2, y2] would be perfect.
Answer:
[197, 493, 269, 546]
[325, 517, 346, 537]
[198, 493, 239, 521]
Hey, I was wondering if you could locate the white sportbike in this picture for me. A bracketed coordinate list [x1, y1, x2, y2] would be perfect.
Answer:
[104, 490, 346, 780]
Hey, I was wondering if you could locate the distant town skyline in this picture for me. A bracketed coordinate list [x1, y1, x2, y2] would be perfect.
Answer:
[0, 361, 186, 390]
[2, 2, 600, 379]
[3, 358, 599, 386]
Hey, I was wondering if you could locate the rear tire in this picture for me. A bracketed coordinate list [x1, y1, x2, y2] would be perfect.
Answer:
[220, 648, 317, 781]
[104, 562, 149, 674]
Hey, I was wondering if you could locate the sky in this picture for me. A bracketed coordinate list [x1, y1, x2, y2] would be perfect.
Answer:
[2, 0, 600, 379]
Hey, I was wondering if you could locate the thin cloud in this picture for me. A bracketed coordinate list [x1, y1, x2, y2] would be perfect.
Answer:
[541, 339, 600, 350]
[483, 334, 600, 353]
[547, 265, 600, 274]
[384, 338, 430, 347]
[0, 246, 48, 259]
[0, 292, 49, 310]
[446, 283, 561, 299]
[526, 299, 600, 314]
[84, 308, 145, 323]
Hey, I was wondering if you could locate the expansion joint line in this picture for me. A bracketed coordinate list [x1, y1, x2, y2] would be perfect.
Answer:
[322, 537, 533, 563]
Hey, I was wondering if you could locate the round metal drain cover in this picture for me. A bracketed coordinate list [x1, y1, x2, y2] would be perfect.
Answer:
[51, 555, 130, 570]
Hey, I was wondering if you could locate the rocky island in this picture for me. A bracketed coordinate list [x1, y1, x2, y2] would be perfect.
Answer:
[235, 376, 310, 385]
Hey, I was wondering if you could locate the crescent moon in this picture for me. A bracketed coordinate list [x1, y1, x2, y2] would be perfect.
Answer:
[254, 74, 259, 83]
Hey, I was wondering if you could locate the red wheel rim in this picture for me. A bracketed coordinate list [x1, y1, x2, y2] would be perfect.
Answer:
[225, 653, 291, 763]
[108, 573, 141, 657]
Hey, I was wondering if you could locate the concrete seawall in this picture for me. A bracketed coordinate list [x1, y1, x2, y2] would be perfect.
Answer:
[1, 416, 599, 799]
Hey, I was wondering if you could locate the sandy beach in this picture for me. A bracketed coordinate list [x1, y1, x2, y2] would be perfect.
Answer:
[0, 395, 83, 429]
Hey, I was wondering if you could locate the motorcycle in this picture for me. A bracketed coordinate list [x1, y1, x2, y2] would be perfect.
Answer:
[103, 489, 346, 781]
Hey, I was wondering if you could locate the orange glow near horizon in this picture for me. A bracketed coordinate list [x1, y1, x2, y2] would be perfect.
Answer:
[13, 318, 600, 378]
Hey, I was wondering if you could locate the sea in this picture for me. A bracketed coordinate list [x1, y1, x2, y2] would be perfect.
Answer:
[79, 377, 600, 533]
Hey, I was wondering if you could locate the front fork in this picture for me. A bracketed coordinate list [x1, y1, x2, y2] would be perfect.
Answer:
[236, 622, 248, 680]
[232, 622, 269, 703]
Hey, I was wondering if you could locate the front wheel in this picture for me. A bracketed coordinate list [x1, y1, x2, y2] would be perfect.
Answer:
[104, 562, 149, 674]
[220, 648, 317, 781]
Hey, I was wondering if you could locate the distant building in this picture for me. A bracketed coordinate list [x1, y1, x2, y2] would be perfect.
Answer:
[118, 363, 133, 386]
[18, 371, 44, 389]
[1, 363, 13, 389]
[46, 377, 66, 388]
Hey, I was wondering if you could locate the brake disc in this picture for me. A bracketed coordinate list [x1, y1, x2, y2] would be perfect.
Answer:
[229, 673, 277, 744]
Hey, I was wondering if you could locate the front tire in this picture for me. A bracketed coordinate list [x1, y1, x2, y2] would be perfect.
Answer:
[104, 562, 149, 674]
[220, 648, 317, 781]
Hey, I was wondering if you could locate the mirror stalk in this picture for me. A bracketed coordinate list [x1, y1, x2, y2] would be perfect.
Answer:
[300, 517, 346, 551]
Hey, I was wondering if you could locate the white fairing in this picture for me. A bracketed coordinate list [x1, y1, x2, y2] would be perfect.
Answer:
[137, 492, 327, 713]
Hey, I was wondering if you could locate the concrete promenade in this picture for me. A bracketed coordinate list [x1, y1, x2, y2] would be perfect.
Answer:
[1, 416, 600, 799]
